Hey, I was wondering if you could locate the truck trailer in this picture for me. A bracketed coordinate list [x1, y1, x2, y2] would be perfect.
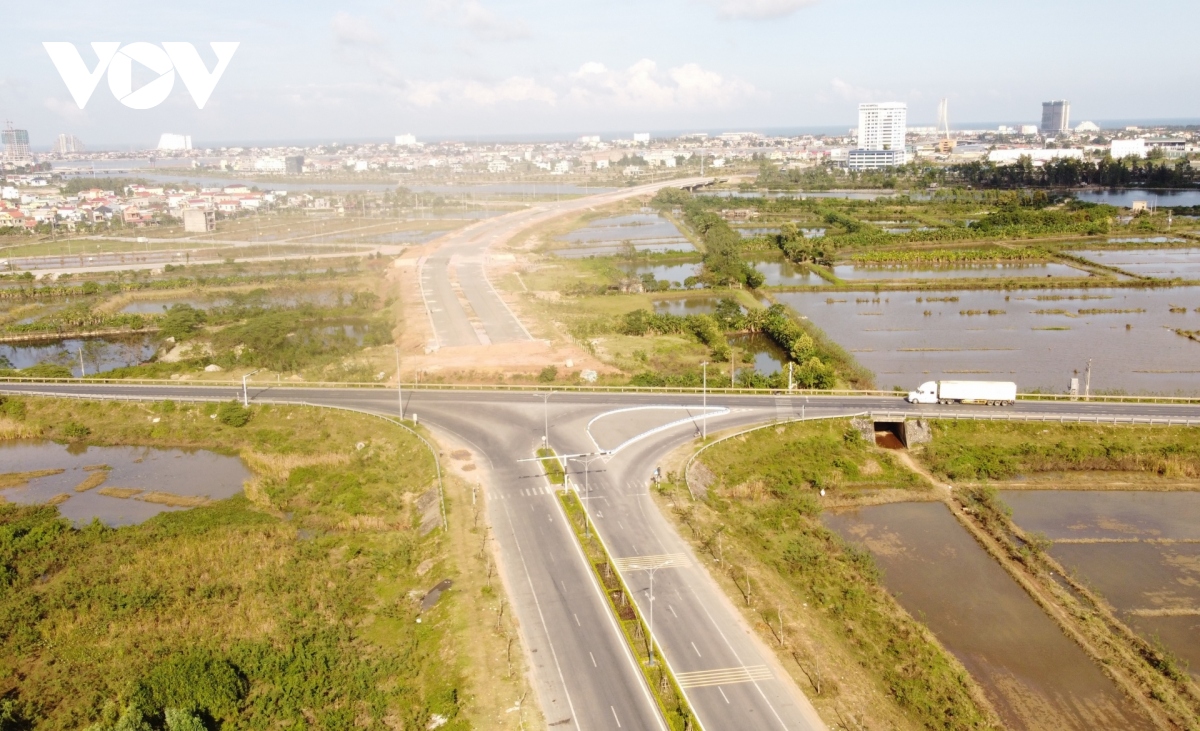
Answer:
[906, 380, 1017, 406]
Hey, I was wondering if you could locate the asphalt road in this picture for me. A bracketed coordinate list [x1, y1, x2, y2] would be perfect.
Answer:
[417, 178, 709, 349]
[4, 382, 1199, 729]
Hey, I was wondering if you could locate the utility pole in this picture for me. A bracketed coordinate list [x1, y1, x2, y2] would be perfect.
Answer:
[395, 346, 403, 419]
[701, 362, 708, 440]
[1084, 359, 1092, 401]
[78, 347, 85, 377]
[731, 344, 736, 388]
[535, 391, 554, 447]
[788, 361, 794, 391]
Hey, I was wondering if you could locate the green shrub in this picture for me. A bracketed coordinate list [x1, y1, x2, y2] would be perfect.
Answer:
[62, 422, 91, 439]
[537, 365, 558, 383]
[216, 401, 251, 427]
[0, 397, 26, 420]
[131, 650, 248, 718]
[21, 363, 74, 379]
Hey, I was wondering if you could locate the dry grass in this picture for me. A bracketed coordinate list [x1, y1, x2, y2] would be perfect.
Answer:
[96, 487, 143, 499]
[73, 472, 109, 493]
[138, 492, 211, 508]
[0, 416, 37, 440]
[0, 469, 66, 489]
[46, 493, 71, 506]
[82, 464, 111, 472]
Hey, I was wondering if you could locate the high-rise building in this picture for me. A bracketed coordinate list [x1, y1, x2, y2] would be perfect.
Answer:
[285, 155, 305, 175]
[851, 102, 907, 170]
[54, 134, 84, 154]
[857, 102, 907, 151]
[157, 133, 193, 151]
[2, 124, 32, 164]
[1040, 100, 1070, 134]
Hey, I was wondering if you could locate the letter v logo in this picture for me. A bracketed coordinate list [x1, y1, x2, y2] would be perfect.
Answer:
[42, 42, 121, 109]
[163, 42, 240, 110]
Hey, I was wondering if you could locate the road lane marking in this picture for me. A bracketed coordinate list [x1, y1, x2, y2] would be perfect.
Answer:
[574, 613, 580, 627]
[611, 553, 690, 571]
[718, 687, 730, 704]
[611, 706, 621, 728]
[669, 604, 678, 618]
[691, 641, 702, 657]
[590, 651, 597, 667]
[674, 665, 772, 689]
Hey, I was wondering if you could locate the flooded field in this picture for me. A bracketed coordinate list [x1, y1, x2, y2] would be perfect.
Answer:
[0, 334, 157, 376]
[623, 261, 701, 287]
[0, 440, 249, 526]
[554, 213, 694, 258]
[651, 296, 719, 316]
[1003, 490, 1200, 678]
[775, 286, 1200, 393]
[824, 501, 1155, 730]
[751, 258, 830, 286]
[1075, 248, 1200, 279]
[832, 262, 1089, 281]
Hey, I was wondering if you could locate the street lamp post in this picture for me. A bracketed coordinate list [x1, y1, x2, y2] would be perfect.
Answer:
[242, 369, 262, 407]
[701, 362, 708, 440]
[395, 346, 403, 420]
[535, 391, 554, 447]
[568, 454, 603, 537]
[647, 564, 660, 666]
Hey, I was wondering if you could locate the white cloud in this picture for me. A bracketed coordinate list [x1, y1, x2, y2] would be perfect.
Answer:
[705, 0, 818, 20]
[425, 0, 530, 41]
[397, 77, 555, 107]
[830, 77, 892, 102]
[567, 59, 757, 109]
[331, 12, 385, 46]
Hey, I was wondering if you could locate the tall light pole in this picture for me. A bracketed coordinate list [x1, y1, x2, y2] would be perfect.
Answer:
[242, 369, 262, 407]
[395, 346, 403, 420]
[701, 362, 708, 440]
[568, 454, 604, 537]
[535, 391, 554, 447]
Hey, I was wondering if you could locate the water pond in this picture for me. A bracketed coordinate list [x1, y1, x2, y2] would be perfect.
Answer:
[555, 213, 694, 258]
[1075, 189, 1200, 208]
[651, 296, 720, 316]
[1074, 248, 1200, 279]
[623, 262, 702, 287]
[1002, 490, 1200, 679]
[749, 258, 830, 287]
[0, 440, 250, 526]
[832, 262, 1088, 281]
[729, 333, 786, 375]
[1, 334, 157, 376]
[824, 501, 1155, 730]
[775, 287, 1200, 393]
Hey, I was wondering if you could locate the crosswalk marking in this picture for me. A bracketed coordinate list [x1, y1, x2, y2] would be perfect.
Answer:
[675, 665, 772, 689]
[611, 553, 690, 572]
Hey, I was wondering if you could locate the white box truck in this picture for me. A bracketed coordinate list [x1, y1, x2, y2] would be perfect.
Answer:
[907, 380, 1017, 406]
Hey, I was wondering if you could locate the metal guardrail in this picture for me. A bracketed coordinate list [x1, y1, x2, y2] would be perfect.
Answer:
[872, 410, 1200, 428]
[2, 376, 1200, 405]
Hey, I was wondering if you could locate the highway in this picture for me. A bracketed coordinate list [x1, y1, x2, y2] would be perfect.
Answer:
[417, 178, 709, 348]
[4, 382, 1199, 730]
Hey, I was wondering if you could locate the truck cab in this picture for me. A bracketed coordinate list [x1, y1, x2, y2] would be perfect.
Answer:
[907, 381, 938, 404]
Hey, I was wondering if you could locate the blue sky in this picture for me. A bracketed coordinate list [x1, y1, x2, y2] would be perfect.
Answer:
[4, 0, 1198, 148]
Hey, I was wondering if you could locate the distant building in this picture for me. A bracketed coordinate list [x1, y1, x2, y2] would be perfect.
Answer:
[850, 102, 907, 169]
[182, 209, 216, 233]
[1019, 124, 1040, 135]
[1040, 101, 1070, 134]
[253, 157, 285, 173]
[157, 133, 192, 151]
[1075, 121, 1100, 133]
[579, 135, 600, 145]
[633, 133, 650, 144]
[285, 155, 305, 175]
[987, 148, 1084, 165]
[395, 134, 417, 146]
[1111, 139, 1146, 159]
[858, 102, 906, 152]
[53, 134, 84, 154]
[2, 125, 31, 164]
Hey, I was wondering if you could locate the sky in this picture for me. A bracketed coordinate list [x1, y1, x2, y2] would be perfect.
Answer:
[4, 0, 1199, 149]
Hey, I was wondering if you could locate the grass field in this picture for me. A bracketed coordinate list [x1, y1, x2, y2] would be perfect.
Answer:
[0, 395, 531, 730]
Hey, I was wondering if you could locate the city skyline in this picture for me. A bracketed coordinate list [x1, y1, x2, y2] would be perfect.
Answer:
[2, 0, 1199, 147]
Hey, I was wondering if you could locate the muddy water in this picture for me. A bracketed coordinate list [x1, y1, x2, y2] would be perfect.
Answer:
[0, 440, 249, 526]
[832, 262, 1088, 280]
[1075, 248, 1200, 279]
[0, 334, 157, 376]
[1003, 490, 1200, 677]
[824, 502, 1154, 730]
[729, 333, 786, 375]
[651, 296, 720, 316]
[624, 261, 702, 287]
[775, 286, 1200, 393]
[750, 257, 830, 287]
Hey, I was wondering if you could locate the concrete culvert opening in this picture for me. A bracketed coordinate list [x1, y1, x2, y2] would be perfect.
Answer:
[873, 420, 907, 449]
